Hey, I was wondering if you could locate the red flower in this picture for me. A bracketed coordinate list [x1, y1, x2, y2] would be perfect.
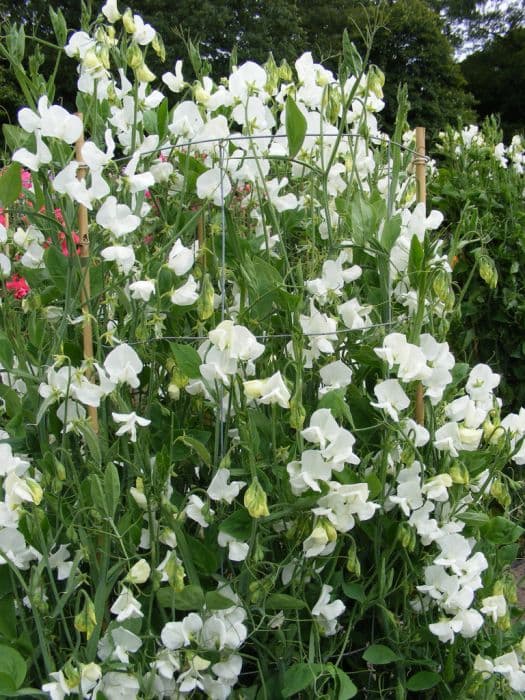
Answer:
[6, 274, 30, 299]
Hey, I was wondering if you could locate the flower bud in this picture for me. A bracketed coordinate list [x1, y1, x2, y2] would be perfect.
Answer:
[168, 383, 180, 400]
[264, 53, 279, 94]
[130, 477, 147, 509]
[126, 44, 143, 70]
[197, 273, 215, 320]
[125, 558, 151, 584]
[490, 479, 511, 508]
[55, 459, 66, 481]
[165, 552, 185, 591]
[122, 8, 136, 33]
[346, 535, 361, 576]
[152, 33, 166, 62]
[478, 254, 498, 289]
[449, 460, 469, 485]
[289, 393, 306, 430]
[74, 597, 97, 639]
[244, 476, 269, 518]
[135, 61, 156, 83]
[194, 83, 210, 106]
[320, 517, 337, 543]
[432, 268, 451, 302]
[396, 522, 416, 551]
[278, 59, 293, 82]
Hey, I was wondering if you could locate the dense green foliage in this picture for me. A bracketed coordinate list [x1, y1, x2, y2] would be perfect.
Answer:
[430, 120, 525, 411]
[461, 27, 525, 139]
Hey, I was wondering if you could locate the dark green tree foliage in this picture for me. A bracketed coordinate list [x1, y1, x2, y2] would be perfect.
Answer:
[461, 27, 525, 138]
[367, 0, 474, 135]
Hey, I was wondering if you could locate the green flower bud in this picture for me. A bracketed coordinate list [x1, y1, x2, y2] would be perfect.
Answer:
[122, 8, 136, 33]
[165, 552, 186, 592]
[478, 254, 498, 289]
[152, 32, 166, 62]
[244, 476, 270, 518]
[135, 61, 156, 83]
[367, 65, 385, 98]
[346, 535, 361, 576]
[490, 479, 511, 509]
[397, 522, 416, 551]
[289, 392, 306, 430]
[197, 273, 215, 320]
[432, 268, 451, 302]
[278, 59, 293, 82]
[449, 460, 469, 485]
[62, 660, 80, 690]
[74, 597, 97, 639]
[264, 53, 279, 94]
[126, 44, 143, 70]
[55, 460, 66, 481]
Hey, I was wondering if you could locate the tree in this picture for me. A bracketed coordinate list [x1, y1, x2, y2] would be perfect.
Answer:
[461, 27, 525, 137]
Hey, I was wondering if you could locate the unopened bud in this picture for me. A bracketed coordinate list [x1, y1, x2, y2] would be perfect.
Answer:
[152, 33, 165, 62]
[346, 535, 361, 575]
[122, 8, 136, 33]
[397, 522, 416, 551]
[126, 44, 143, 70]
[74, 597, 97, 639]
[135, 61, 156, 83]
[125, 558, 151, 584]
[197, 273, 215, 320]
[244, 476, 269, 518]
[490, 479, 511, 508]
[478, 254, 498, 289]
[449, 460, 469, 485]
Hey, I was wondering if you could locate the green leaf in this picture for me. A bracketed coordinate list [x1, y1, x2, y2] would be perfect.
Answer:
[175, 435, 211, 467]
[0, 163, 21, 207]
[407, 234, 424, 287]
[0, 645, 27, 690]
[317, 389, 352, 426]
[2, 125, 29, 152]
[362, 644, 400, 665]
[381, 214, 402, 252]
[157, 97, 168, 140]
[480, 516, 524, 544]
[220, 509, 252, 541]
[44, 245, 70, 294]
[335, 668, 358, 699]
[342, 581, 366, 604]
[89, 474, 106, 516]
[103, 463, 120, 519]
[156, 585, 205, 610]
[406, 671, 441, 691]
[0, 332, 14, 370]
[205, 591, 235, 610]
[285, 95, 307, 159]
[282, 663, 323, 698]
[0, 597, 17, 641]
[77, 423, 102, 465]
[265, 593, 307, 610]
[170, 343, 201, 378]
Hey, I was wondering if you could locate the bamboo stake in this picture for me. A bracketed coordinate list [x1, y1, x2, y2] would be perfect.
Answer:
[75, 115, 99, 433]
[414, 126, 426, 427]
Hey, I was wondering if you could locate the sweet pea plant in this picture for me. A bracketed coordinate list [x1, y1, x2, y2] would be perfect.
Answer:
[0, 3, 524, 699]
[430, 121, 525, 412]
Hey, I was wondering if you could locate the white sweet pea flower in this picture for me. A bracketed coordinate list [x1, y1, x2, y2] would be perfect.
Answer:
[132, 15, 156, 44]
[466, 363, 500, 402]
[64, 31, 95, 59]
[265, 177, 298, 212]
[480, 594, 507, 622]
[96, 196, 141, 238]
[185, 494, 214, 528]
[217, 531, 249, 561]
[18, 95, 83, 143]
[170, 275, 199, 306]
[102, 0, 121, 23]
[161, 613, 203, 650]
[162, 60, 185, 92]
[110, 585, 144, 621]
[112, 411, 151, 442]
[82, 128, 115, 170]
[228, 61, 267, 101]
[243, 371, 290, 408]
[167, 239, 198, 275]
[208, 320, 265, 362]
[286, 449, 334, 495]
[42, 671, 75, 700]
[319, 360, 353, 395]
[421, 473, 453, 502]
[13, 133, 52, 172]
[207, 468, 246, 504]
[311, 584, 345, 636]
[101, 245, 136, 275]
[21, 240, 45, 269]
[95, 672, 140, 700]
[371, 379, 410, 422]
[103, 343, 143, 389]
[128, 280, 155, 302]
[196, 168, 232, 206]
[48, 544, 73, 580]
